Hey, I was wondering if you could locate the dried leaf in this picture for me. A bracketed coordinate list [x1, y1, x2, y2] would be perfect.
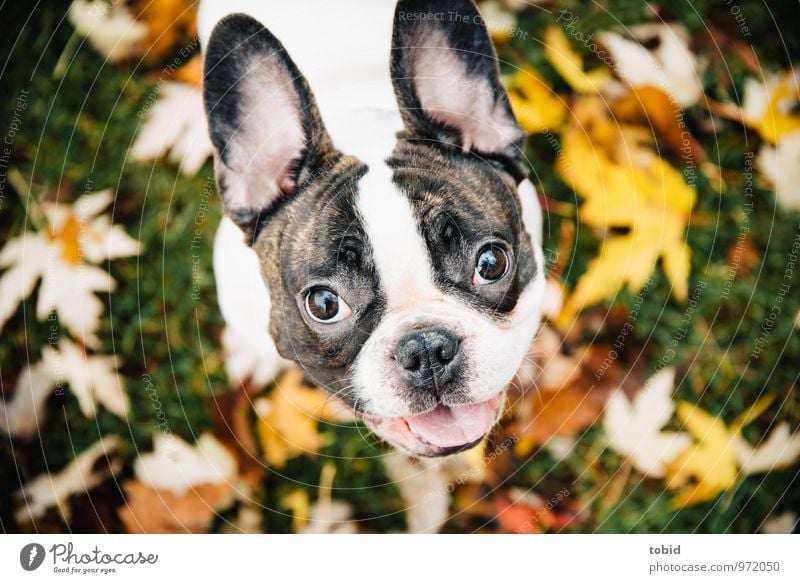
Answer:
[119, 480, 234, 534]
[544, 25, 611, 93]
[0, 362, 55, 438]
[254, 369, 348, 468]
[68, 0, 147, 62]
[16, 436, 122, 523]
[733, 423, 800, 475]
[603, 368, 692, 478]
[599, 23, 702, 107]
[131, 0, 197, 64]
[555, 97, 695, 326]
[665, 402, 738, 507]
[757, 130, 800, 210]
[130, 82, 213, 177]
[119, 433, 237, 533]
[507, 68, 566, 134]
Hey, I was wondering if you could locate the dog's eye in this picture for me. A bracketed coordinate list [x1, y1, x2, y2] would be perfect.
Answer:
[305, 287, 352, 323]
[473, 244, 510, 285]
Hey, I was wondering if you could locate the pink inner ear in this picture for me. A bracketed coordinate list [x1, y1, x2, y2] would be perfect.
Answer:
[411, 30, 520, 154]
[224, 58, 306, 213]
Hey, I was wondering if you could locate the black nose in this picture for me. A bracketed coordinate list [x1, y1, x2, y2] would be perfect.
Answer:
[395, 328, 461, 389]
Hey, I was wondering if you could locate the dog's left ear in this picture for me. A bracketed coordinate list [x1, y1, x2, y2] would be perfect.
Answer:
[391, 0, 524, 160]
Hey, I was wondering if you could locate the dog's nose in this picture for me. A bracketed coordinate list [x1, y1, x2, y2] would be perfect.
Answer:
[395, 328, 460, 388]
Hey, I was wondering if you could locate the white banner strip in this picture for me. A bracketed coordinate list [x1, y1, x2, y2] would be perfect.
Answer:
[2, 534, 798, 581]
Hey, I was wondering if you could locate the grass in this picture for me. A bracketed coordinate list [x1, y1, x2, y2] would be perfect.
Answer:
[1, 0, 798, 533]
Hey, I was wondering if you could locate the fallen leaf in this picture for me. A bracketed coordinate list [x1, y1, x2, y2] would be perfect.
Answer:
[555, 97, 695, 326]
[507, 68, 566, 134]
[254, 368, 349, 468]
[210, 389, 265, 488]
[119, 433, 237, 533]
[382, 450, 450, 533]
[761, 512, 798, 534]
[611, 86, 707, 164]
[757, 130, 800, 210]
[599, 23, 703, 107]
[129, 82, 214, 177]
[131, 0, 197, 64]
[42, 339, 129, 420]
[0, 362, 54, 438]
[133, 433, 237, 496]
[665, 402, 738, 507]
[0, 190, 141, 348]
[732, 422, 800, 475]
[296, 463, 357, 534]
[495, 487, 578, 533]
[742, 72, 800, 144]
[514, 373, 611, 456]
[68, 0, 147, 62]
[479, 1, 518, 44]
[119, 480, 234, 534]
[603, 368, 692, 479]
[544, 25, 611, 93]
[16, 436, 122, 523]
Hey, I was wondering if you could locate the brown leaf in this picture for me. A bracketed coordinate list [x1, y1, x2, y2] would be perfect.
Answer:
[612, 86, 707, 166]
[119, 480, 234, 534]
[210, 389, 264, 488]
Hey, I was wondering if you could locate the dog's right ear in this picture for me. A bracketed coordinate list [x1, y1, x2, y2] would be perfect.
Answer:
[203, 14, 334, 241]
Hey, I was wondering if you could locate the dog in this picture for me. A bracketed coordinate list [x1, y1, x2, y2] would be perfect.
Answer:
[198, 0, 545, 457]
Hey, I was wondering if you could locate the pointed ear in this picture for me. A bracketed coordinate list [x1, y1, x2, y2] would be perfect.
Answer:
[391, 0, 524, 160]
[203, 14, 335, 239]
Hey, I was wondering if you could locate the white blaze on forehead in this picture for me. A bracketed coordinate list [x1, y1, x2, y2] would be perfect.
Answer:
[356, 163, 440, 310]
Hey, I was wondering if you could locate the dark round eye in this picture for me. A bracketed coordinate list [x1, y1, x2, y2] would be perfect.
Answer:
[473, 244, 510, 285]
[304, 287, 352, 323]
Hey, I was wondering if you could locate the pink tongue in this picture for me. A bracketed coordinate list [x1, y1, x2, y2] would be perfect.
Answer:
[404, 401, 496, 448]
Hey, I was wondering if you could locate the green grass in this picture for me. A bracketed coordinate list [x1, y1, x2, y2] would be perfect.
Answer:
[1, 0, 798, 533]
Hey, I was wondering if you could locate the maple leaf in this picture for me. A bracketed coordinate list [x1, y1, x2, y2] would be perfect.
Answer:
[603, 368, 692, 478]
[544, 25, 611, 94]
[555, 97, 695, 327]
[0, 190, 140, 348]
[68, 0, 147, 62]
[757, 130, 800, 210]
[131, 0, 197, 64]
[42, 339, 129, 420]
[599, 23, 703, 107]
[16, 436, 121, 523]
[119, 433, 237, 533]
[254, 369, 351, 468]
[732, 422, 800, 475]
[741, 72, 800, 144]
[130, 82, 214, 177]
[0, 362, 54, 438]
[507, 68, 566, 134]
[665, 402, 739, 507]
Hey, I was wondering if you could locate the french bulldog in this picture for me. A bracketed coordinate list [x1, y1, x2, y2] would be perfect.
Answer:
[199, 0, 545, 457]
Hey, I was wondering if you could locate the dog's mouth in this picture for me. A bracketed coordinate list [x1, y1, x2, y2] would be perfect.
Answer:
[363, 394, 505, 457]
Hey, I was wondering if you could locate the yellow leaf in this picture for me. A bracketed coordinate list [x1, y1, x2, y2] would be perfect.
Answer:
[255, 368, 332, 468]
[281, 489, 310, 533]
[665, 403, 738, 507]
[743, 73, 800, 144]
[555, 97, 695, 327]
[507, 69, 566, 134]
[544, 26, 611, 94]
[132, 0, 197, 64]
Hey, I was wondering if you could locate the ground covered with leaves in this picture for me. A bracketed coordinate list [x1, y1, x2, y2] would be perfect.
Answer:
[1, 0, 798, 534]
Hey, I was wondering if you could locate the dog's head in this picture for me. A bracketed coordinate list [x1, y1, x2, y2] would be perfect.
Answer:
[203, 0, 545, 456]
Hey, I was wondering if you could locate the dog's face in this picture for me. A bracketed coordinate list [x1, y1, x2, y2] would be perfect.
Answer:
[203, 0, 545, 456]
